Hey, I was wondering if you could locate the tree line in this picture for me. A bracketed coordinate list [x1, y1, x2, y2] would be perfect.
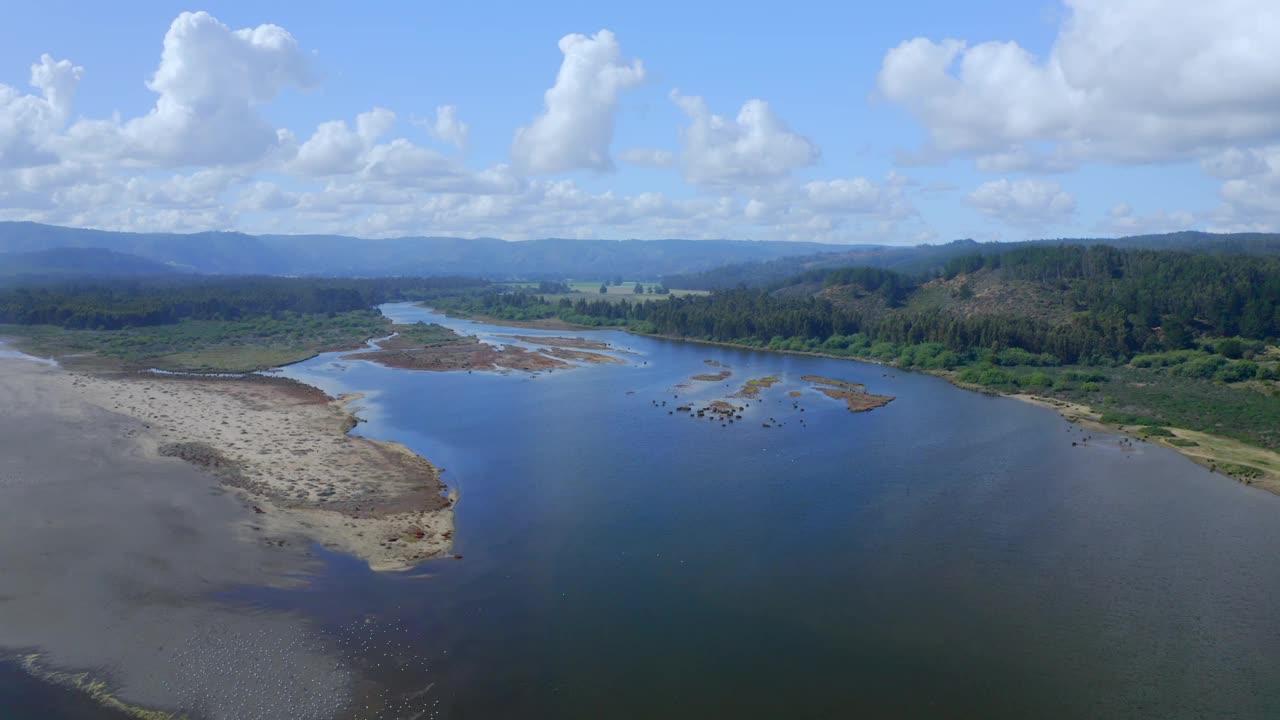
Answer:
[0, 276, 488, 330]
[470, 245, 1280, 366]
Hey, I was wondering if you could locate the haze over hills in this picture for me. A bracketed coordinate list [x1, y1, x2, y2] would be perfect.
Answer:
[3, 222, 1280, 285]
[0, 222, 856, 279]
[0, 248, 179, 280]
[664, 231, 1280, 289]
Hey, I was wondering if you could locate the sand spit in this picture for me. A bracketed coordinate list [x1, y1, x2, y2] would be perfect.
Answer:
[801, 375, 866, 392]
[691, 370, 733, 381]
[54, 371, 455, 572]
[537, 346, 626, 364]
[495, 334, 624, 352]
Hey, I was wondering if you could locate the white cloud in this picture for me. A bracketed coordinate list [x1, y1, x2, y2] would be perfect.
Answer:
[237, 181, 297, 212]
[290, 108, 396, 176]
[0, 54, 83, 167]
[878, 0, 1280, 167]
[618, 147, 674, 168]
[1098, 203, 1196, 235]
[429, 105, 469, 150]
[0, 12, 935, 243]
[511, 30, 644, 174]
[966, 178, 1076, 227]
[81, 11, 315, 167]
[672, 91, 818, 187]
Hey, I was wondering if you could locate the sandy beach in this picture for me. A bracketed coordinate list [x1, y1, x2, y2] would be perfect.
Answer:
[50, 369, 456, 572]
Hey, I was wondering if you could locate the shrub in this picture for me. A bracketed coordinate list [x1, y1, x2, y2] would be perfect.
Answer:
[1214, 360, 1258, 383]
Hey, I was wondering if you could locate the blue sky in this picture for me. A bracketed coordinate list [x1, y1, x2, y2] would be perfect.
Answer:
[0, 1, 1272, 242]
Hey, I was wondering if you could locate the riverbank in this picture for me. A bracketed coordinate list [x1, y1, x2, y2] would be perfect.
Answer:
[56, 369, 456, 571]
[630, 330, 1280, 495]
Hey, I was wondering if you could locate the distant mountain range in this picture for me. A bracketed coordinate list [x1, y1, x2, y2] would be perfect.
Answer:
[0, 222, 857, 279]
[1, 222, 1278, 283]
[0, 247, 181, 281]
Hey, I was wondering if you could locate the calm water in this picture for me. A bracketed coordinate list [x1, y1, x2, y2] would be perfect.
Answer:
[12, 304, 1280, 718]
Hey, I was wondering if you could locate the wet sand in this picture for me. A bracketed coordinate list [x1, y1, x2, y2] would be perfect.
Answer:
[0, 358, 355, 719]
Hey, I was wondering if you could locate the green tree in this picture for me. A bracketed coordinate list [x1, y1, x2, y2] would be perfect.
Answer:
[599, 283, 608, 295]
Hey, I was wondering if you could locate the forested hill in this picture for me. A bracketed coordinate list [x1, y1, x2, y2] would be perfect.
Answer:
[0, 222, 843, 279]
[664, 232, 1280, 290]
[522, 244, 1280, 366]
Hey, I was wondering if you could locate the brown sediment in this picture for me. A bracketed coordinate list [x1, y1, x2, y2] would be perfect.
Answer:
[732, 376, 781, 398]
[813, 386, 895, 413]
[706, 400, 740, 415]
[50, 371, 456, 571]
[788, 390, 803, 397]
[691, 370, 733, 381]
[806, 374, 894, 413]
[348, 333, 571, 373]
[703, 359, 729, 368]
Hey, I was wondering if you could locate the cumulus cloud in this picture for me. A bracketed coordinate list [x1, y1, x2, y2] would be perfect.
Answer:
[0, 12, 934, 242]
[618, 147, 675, 168]
[85, 11, 314, 167]
[966, 178, 1075, 227]
[878, 0, 1280, 167]
[1213, 146, 1280, 220]
[511, 30, 644, 174]
[1099, 203, 1197, 235]
[672, 91, 818, 187]
[290, 108, 397, 176]
[0, 54, 83, 167]
[237, 181, 297, 212]
[428, 105, 469, 150]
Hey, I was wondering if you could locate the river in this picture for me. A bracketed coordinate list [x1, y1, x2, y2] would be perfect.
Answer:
[8, 303, 1280, 718]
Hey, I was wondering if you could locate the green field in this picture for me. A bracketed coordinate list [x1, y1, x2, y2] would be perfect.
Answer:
[560, 282, 707, 303]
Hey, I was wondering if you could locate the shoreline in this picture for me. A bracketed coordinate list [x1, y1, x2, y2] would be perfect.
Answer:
[628, 330, 1280, 495]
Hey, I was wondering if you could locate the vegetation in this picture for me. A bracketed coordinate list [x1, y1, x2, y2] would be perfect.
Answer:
[0, 275, 488, 372]
[0, 275, 485, 331]
[0, 310, 390, 373]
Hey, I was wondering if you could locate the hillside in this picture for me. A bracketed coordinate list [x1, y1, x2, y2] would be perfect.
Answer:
[0, 248, 178, 280]
[0, 222, 844, 279]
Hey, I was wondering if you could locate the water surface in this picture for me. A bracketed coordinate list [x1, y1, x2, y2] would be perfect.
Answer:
[248, 303, 1280, 719]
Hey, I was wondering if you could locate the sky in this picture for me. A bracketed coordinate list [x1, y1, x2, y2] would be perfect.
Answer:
[0, 0, 1275, 244]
